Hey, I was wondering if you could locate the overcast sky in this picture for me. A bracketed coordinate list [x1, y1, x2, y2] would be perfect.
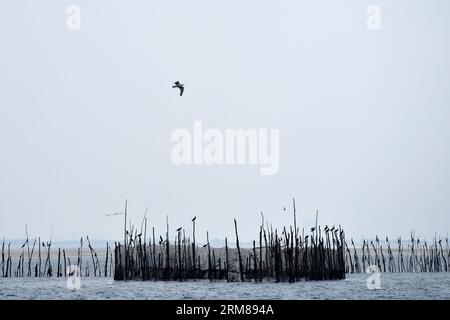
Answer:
[1, 0, 449, 243]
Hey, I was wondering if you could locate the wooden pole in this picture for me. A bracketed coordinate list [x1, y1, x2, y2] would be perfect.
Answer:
[87, 236, 97, 277]
[25, 226, 31, 277]
[1, 239, 4, 277]
[253, 240, 258, 282]
[178, 229, 182, 281]
[63, 249, 67, 277]
[38, 237, 41, 277]
[225, 237, 229, 282]
[124, 200, 128, 280]
[165, 216, 170, 279]
[29, 239, 36, 277]
[259, 226, 263, 281]
[234, 219, 245, 282]
[152, 227, 157, 280]
[57, 248, 61, 277]
[207, 231, 212, 281]
[7, 243, 11, 277]
[105, 243, 109, 277]
[192, 219, 196, 280]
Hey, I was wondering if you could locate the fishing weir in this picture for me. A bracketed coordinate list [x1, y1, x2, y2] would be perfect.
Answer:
[113, 200, 346, 282]
[2, 200, 449, 280]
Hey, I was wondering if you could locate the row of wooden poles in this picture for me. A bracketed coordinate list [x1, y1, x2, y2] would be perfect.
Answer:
[114, 200, 346, 282]
[1, 235, 114, 278]
[2, 201, 449, 280]
[4, 233, 448, 280]
[344, 232, 450, 273]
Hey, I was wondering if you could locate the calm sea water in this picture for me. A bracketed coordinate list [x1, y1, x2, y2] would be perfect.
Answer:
[0, 273, 449, 300]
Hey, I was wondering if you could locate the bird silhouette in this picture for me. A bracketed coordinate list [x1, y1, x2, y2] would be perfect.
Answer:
[283, 207, 286, 211]
[192, 216, 196, 222]
[102, 212, 124, 217]
[176, 227, 182, 232]
[202, 244, 208, 248]
[172, 81, 184, 96]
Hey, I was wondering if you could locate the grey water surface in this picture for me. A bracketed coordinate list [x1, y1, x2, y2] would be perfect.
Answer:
[1, 273, 449, 300]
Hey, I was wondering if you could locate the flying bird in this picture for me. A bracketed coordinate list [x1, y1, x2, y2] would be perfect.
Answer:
[172, 81, 184, 96]
[102, 212, 124, 217]
[202, 244, 208, 248]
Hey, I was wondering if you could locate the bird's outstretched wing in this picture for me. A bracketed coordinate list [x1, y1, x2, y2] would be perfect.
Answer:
[179, 86, 184, 96]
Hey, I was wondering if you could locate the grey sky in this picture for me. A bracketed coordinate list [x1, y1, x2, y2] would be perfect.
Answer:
[1, 0, 449, 243]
